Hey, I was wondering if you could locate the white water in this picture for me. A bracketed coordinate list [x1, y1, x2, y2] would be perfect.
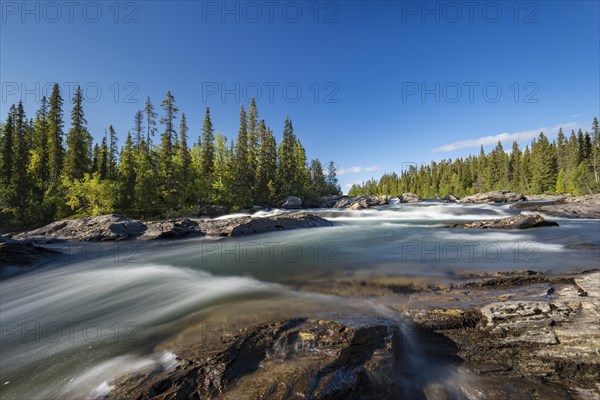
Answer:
[1, 203, 598, 398]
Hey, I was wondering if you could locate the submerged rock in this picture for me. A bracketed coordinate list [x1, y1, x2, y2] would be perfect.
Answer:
[0, 236, 61, 268]
[11, 213, 333, 241]
[446, 214, 559, 229]
[108, 318, 406, 399]
[460, 191, 526, 203]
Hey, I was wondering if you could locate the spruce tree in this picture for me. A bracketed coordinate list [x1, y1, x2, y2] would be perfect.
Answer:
[108, 125, 119, 180]
[145, 97, 158, 152]
[63, 86, 93, 180]
[200, 107, 214, 176]
[233, 105, 252, 208]
[47, 84, 64, 184]
[134, 110, 144, 150]
[118, 132, 137, 210]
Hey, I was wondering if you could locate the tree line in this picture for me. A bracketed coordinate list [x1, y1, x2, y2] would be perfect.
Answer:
[349, 118, 600, 198]
[0, 84, 341, 229]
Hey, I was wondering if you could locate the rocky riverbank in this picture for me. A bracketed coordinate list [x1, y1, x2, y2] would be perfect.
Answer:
[512, 194, 600, 219]
[106, 269, 600, 399]
[7, 212, 333, 242]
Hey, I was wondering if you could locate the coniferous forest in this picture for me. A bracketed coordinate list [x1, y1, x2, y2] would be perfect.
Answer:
[0, 85, 342, 230]
[349, 117, 600, 199]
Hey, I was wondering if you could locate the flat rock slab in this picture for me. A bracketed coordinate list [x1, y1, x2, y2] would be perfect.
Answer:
[10, 213, 333, 242]
[446, 214, 559, 229]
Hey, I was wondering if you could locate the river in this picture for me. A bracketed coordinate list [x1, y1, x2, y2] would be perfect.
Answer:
[1, 201, 598, 399]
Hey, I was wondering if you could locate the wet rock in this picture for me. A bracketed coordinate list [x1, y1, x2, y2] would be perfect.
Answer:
[108, 318, 406, 400]
[281, 195, 302, 209]
[9, 214, 145, 241]
[446, 214, 559, 229]
[11, 213, 333, 241]
[400, 192, 421, 203]
[460, 191, 526, 203]
[442, 194, 458, 202]
[0, 236, 61, 268]
[333, 195, 389, 209]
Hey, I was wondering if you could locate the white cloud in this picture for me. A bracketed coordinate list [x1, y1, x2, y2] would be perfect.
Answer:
[432, 122, 580, 153]
[337, 165, 379, 176]
[571, 113, 582, 119]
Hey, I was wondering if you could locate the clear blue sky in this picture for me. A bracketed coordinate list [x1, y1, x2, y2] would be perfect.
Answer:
[1, 0, 599, 192]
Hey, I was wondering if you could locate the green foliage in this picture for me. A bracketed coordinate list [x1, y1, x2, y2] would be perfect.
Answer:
[63, 172, 116, 216]
[349, 121, 600, 198]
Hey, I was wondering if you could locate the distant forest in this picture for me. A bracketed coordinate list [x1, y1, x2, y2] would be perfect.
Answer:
[349, 118, 600, 199]
[0, 84, 341, 228]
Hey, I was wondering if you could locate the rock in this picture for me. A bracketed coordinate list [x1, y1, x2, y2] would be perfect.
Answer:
[446, 214, 559, 229]
[460, 191, 526, 203]
[12, 213, 333, 241]
[319, 195, 344, 208]
[0, 236, 61, 268]
[511, 194, 600, 219]
[10, 214, 145, 241]
[281, 195, 302, 209]
[108, 318, 406, 399]
[400, 193, 421, 203]
[333, 195, 389, 209]
[442, 194, 458, 202]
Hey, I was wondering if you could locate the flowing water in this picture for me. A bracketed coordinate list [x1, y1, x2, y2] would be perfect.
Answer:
[1, 201, 599, 399]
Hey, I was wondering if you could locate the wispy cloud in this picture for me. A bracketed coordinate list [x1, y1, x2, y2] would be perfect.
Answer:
[571, 113, 582, 119]
[337, 165, 379, 176]
[344, 180, 364, 189]
[432, 122, 580, 153]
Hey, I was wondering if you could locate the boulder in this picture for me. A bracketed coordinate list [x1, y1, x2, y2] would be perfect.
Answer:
[281, 196, 302, 209]
[318, 195, 344, 208]
[12, 213, 333, 241]
[108, 317, 408, 399]
[0, 236, 61, 268]
[460, 191, 526, 203]
[512, 194, 600, 219]
[333, 195, 389, 209]
[443, 194, 459, 202]
[400, 193, 421, 203]
[446, 214, 559, 229]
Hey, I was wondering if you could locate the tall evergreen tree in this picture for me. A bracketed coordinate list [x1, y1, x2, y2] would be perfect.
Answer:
[145, 97, 158, 152]
[233, 105, 252, 208]
[47, 84, 64, 184]
[118, 132, 137, 209]
[133, 110, 144, 150]
[200, 107, 214, 176]
[63, 86, 92, 180]
[107, 125, 119, 180]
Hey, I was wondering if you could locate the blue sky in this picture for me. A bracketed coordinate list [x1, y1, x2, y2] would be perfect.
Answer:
[1, 0, 599, 192]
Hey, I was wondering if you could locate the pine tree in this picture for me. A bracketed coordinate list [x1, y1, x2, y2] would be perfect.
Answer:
[99, 136, 108, 179]
[0, 106, 16, 185]
[10, 102, 30, 217]
[530, 132, 557, 193]
[118, 132, 137, 209]
[157, 91, 178, 208]
[325, 161, 340, 194]
[145, 97, 158, 152]
[277, 116, 297, 197]
[175, 112, 192, 205]
[247, 97, 259, 197]
[200, 107, 214, 176]
[233, 105, 252, 208]
[47, 84, 64, 184]
[255, 120, 277, 205]
[133, 110, 144, 150]
[107, 125, 119, 180]
[63, 86, 92, 180]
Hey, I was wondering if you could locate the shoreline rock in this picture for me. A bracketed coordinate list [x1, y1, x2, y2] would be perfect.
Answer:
[0, 236, 61, 269]
[460, 190, 526, 203]
[512, 193, 600, 219]
[446, 214, 559, 229]
[9, 212, 333, 242]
